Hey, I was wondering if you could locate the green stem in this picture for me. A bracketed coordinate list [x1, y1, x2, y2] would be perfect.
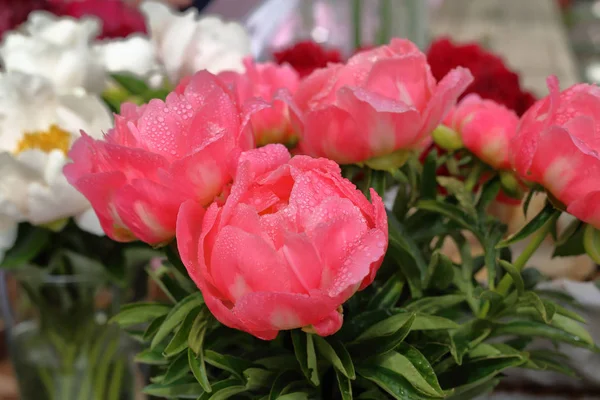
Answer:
[496, 212, 560, 295]
[377, 0, 392, 45]
[352, 0, 363, 50]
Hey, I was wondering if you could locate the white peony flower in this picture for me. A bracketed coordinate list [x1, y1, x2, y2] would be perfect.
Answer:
[0, 12, 106, 94]
[94, 34, 164, 86]
[140, 1, 252, 84]
[0, 72, 112, 256]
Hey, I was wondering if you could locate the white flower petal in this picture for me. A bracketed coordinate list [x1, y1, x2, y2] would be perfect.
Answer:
[141, 0, 251, 82]
[75, 208, 104, 236]
[0, 152, 40, 218]
[0, 217, 18, 263]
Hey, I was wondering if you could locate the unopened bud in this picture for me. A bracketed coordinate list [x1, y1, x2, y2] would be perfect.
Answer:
[432, 125, 464, 151]
[499, 170, 524, 199]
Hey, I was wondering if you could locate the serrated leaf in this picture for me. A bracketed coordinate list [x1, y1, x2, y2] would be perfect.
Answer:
[357, 366, 437, 400]
[189, 348, 211, 393]
[163, 306, 201, 357]
[143, 377, 204, 398]
[314, 336, 355, 379]
[291, 331, 319, 386]
[151, 292, 204, 349]
[584, 223, 600, 264]
[374, 345, 444, 397]
[349, 314, 415, 357]
[497, 203, 558, 248]
[109, 302, 171, 327]
[204, 350, 255, 381]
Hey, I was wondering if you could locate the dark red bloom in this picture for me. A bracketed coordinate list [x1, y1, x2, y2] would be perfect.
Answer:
[273, 40, 342, 78]
[49, 0, 146, 39]
[0, 0, 48, 39]
[427, 37, 535, 116]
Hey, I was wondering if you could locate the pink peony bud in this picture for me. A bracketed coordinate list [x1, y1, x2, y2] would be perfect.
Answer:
[177, 144, 388, 340]
[219, 58, 300, 147]
[64, 71, 253, 245]
[510, 76, 600, 229]
[443, 94, 519, 170]
[290, 38, 473, 170]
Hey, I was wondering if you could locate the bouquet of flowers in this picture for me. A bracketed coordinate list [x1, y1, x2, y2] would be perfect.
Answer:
[62, 30, 600, 399]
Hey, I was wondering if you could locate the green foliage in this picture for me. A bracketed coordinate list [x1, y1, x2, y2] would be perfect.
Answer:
[108, 152, 596, 399]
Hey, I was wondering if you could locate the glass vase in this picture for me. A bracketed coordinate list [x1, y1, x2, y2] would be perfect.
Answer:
[243, 0, 431, 60]
[0, 268, 139, 400]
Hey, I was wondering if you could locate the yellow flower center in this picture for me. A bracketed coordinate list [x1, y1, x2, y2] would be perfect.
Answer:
[14, 125, 71, 155]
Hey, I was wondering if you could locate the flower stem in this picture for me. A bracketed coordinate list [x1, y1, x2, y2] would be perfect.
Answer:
[352, 0, 363, 50]
[496, 212, 560, 296]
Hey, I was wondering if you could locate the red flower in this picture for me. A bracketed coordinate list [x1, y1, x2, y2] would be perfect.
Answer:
[273, 40, 342, 78]
[427, 37, 535, 117]
[0, 0, 48, 39]
[49, 0, 146, 39]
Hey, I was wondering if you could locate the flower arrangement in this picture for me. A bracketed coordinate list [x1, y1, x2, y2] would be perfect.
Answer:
[61, 32, 599, 398]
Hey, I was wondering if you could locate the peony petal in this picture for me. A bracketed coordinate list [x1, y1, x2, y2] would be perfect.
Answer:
[567, 191, 600, 229]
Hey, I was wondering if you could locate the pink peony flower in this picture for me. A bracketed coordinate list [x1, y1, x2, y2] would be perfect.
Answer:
[511, 76, 600, 228]
[292, 38, 473, 170]
[443, 94, 519, 170]
[219, 58, 300, 147]
[177, 144, 388, 340]
[64, 71, 253, 245]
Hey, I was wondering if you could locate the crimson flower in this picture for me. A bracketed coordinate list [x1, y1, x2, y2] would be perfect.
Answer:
[49, 0, 146, 39]
[273, 40, 342, 78]
[427, 37, 535, 117]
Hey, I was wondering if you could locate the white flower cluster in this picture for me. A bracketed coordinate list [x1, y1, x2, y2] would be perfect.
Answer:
[0, 1, 252, 260]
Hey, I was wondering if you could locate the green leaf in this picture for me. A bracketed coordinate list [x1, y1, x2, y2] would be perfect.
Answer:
[109, 302, 171, 327]
[522, 268, 547, 290]
[111, 73, 149, 94]
[151, 292, 204, 349]
[388, 213, 428, 289]
[550, 314, 594, 345]
[197, 378, 245, 400]
[491, 320, 594, 348]
[553, 222, 586, 257]
[291, 331, 319, 386]
[498, 260, 524, 295]
[374, 344, 444, 397]
[525, 350, 577, 377]
[420, 150, 438, 200]
[162, 351, 190, 384]
[244, 368, 274, 390]
[336, 370, 353, 400]
[449, 320, 492, 365]
[135, 348, 169, 365]
[416, 199, 474, 230]
[1, 224, 51, 268]
[423, 252, 454, 291]
[144, 315, 167, 342]
[405, 295, 466, 313]
[189, 348, 212, 393]
[476, 177, 501, 213]
[204, 350, 255, 381]
[277, 393, 311, 400]
[497, 203, 558, 248]
[357, 366, 437, 400]
[146, 263, 191, 303]
[437, 177, 476, 216]
[143, 377, 204, 398]
[367, 271, 405, 310]
[438, 356, 526, 390]
[349, 314, 415, 357]
[355, 312, 414, 341]
[188, 307, 211, 354]
[520, 291, 550, 323]
[314, 336, 355, 379]
[467, 343, 522, 360]
[445, 378, 499, 400]
[412, 315, 460, 331]
[163, 306, 200, 357]
[542, 299, 586, 323]
[584, 224, 600, 264]
[268, 371, 305, 399]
